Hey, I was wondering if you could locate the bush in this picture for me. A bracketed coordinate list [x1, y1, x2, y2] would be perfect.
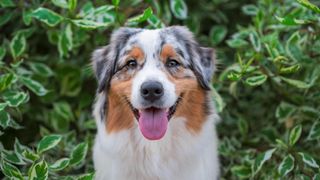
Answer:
[0, 0, 319, 179]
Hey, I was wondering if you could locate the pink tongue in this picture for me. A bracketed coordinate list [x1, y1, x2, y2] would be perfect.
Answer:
[138, 108, 168, 140]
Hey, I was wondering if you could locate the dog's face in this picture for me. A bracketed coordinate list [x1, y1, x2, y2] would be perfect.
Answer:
[92, 26, 215, 140]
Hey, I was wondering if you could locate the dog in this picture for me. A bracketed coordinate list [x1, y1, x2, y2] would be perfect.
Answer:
[91, 26, 220, 180]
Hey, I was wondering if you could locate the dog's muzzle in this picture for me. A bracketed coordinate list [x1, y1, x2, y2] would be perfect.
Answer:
[127, 80, 181, 141]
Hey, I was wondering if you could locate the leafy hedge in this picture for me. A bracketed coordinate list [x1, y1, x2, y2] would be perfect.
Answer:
[0, 0, 319, 179]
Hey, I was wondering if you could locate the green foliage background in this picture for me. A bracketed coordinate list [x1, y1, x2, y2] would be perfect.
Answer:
[0, 0, 320, 179]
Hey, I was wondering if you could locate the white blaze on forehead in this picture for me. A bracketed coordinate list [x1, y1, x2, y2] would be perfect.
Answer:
[130, 29, 177, 109]
[135, 29, 160, 54]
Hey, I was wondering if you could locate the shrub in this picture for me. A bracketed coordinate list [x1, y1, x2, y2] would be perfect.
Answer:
[0, 0, 319, 179]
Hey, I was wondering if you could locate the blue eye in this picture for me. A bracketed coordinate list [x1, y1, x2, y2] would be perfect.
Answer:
[126, 59, 138, 69]
[166, 59, 180, 68]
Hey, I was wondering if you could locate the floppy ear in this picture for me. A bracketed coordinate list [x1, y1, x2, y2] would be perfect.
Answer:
[91, 46, 114, 93]
[197, 47, 216, 90]
[91, 27, 142, 93]
[169, 26, 216, 90]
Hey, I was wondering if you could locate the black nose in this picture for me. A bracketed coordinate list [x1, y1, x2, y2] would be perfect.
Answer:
[140, 81, 164, 101]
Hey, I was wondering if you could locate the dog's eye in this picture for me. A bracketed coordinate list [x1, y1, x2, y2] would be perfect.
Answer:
[126, 59, 138, 69]
[166, 59, 180, 68]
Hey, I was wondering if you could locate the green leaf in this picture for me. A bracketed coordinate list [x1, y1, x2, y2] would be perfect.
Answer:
[314, 174, 320, 180]
[238, 118, 248, 136]
[29, 160, 48, 180]
[275, 102, 296, 122]
[0, 110, 10, 129]
[79, 1, 94, 17]
[170, 0, 188, 19]
[227, 71, 241, 81]
[14, 138, 30, 155]
[276, 139, 289, 149]
[20, 76, 48, 96]
[289, 125, 302, 146]
[52, 0, 68, 9]
[211, 87, 226, 113]
[49, 158, 70, 171]
[278, 155, 295, 177]
[69, 142, 88, 166]
[32, 7, 63, 27]
[280, 77, 310, 89]
[275, 15, 309, 26]
[307, 121, 320, 140]
[227, 38, 249, 48]
[93, 5, 115, 16]
[0, 73, 16, 91]
[0, 0, 15, 7]
[249, 31, 261, 52]
[2, 149, 26, 165]
[280, 64, 301, 74]
[299, 174, 312, 180]
[231, 165, 251, 178]
[0, 45, 6, 60]
[68, 0, 77, 11]
[37, 135, 62, 154]
[29, 62, 54, 77]
[58, 24, 73, 57]
[72, 19, 110, 29]
[0, 102, 7, 111]
[77, 173, 94, 180]
[245, 74, 267, 86]
[60, 67, 82, 97]
[0, 160, 23, 179]
[15, 27, 36, 38]
[10, 33, 26, 59]
[8, 118, 23, 129]
[308, 66, 320, 87]
[297, 0, 320, 14]
[13, 138, 39, 163]
[147, 14, 165, 28]
[127, 7, 153, 23]
[298, 152, 319, 168]
[242, 4, 258, 16]
[210, 25, 228, 45]
[22, 11, 32, 26]
[253, 148, 276, 175]
[3, 91, 28, 107]
[53, 102, 74, 121]
[22, 150, 40, 162]
[84, 5, 115, 24]
[285, 31, 303, 62]
[0, 11, 13, 26]
[112, 0, 120, 6]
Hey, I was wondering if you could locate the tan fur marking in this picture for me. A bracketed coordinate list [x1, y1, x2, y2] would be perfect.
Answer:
[170, 77, 207, 133]
[128, 47, 144, 63]
[105, 47, 144, 133]
[105, 79, 134, 133]
[160, 44, 178, 62]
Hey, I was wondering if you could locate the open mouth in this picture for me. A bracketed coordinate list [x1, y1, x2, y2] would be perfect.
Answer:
[127, 97, 182, 140]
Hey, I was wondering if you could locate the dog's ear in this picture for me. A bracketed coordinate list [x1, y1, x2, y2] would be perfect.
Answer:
[169, 26, 216, 90]
[197, 47, 216, 90]
[92, 27, 142, 93]
[91, 45, 114, 93]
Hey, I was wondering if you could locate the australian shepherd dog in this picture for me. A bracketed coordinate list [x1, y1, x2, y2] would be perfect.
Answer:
[91, 26, 220, 180]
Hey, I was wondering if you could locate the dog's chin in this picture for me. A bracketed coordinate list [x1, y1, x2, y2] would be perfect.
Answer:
[128, 97, 181, 141]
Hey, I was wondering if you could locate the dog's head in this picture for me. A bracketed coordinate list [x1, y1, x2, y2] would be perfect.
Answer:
[92, 26, 215, 140]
